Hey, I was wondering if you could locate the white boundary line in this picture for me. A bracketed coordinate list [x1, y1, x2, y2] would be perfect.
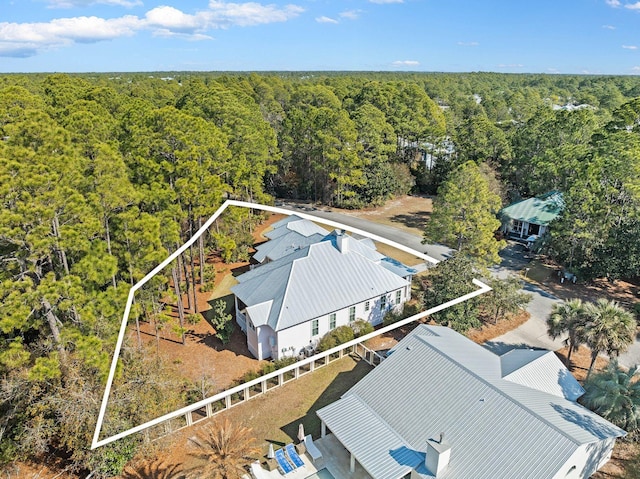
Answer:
[91, 200, 490, 449]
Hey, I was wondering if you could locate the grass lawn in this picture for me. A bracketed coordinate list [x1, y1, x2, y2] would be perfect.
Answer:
[155, 355, 373, 468]
[523, 259, 555, 284]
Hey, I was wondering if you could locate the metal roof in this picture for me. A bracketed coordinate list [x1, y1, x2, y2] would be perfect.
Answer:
[253, 230, 325, 263]
[232, 239, 409, 331]
[501, 350, 585, 401]
[318, 395, 423, 479]
[317, 325, 625, 479]
[265, 216, 328, 240]
[500, 191, 563, 226]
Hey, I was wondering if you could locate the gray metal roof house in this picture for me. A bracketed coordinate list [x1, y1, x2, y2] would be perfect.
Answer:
[232, 219, 416, 360]
[317, 325, 625, 479]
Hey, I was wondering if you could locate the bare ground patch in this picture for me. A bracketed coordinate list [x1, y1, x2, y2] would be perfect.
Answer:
[332, 195, 433, 237]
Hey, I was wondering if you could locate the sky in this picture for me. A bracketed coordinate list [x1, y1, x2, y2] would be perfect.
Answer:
[0, 0, 639, 74]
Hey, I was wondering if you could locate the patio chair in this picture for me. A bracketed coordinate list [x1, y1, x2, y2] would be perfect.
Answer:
[285, 443, 305, 468]
[275, 448, 295, 474]
[303, 435, 323, 463]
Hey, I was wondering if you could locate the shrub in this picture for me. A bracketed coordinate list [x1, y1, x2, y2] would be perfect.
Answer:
[273, 357, 297, 369]
[383, 310, 403, 327]
[351, 319, 374, 338]
[186, 313, 201, 325]
[317, 326, 355, 352]
[210, 299, 234, 344]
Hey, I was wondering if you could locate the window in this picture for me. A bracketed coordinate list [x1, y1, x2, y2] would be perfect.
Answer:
[364, 301, 370, 312]
[396, 290, 402, 305]
[329, 313, 336, 330]
[311, 319, 319, 336]
[349, 306, 356, 322]
[380, 295, 387, 310]
[512, 220, 524, 235]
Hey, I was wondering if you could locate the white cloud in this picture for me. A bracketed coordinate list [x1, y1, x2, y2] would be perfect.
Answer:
[340, 10, 361, 20]
[145, 6, 209, 33]
[392, 60, 419, 66]
[632, 66, 640, 71]
[46, 0, 142, 7]
[497, 63, 524, 68]
[457, 41, 479, 46]
[547, 67, 560, 73]
[625, 1, 640, 9]
[602, 24, 616, 29]
[0, 15, 140, 50]
[623, 44, 638, 49]
[606, 0, 621, 7]
[316, 16, 339, 24]
[370, 0, 403, 3]
[206, 1, 304, 27]
[0, 1, 305, 57]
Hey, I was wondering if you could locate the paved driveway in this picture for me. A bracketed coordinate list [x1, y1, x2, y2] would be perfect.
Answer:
[278, 205, 640, 368]
[278, 202, 452, 262]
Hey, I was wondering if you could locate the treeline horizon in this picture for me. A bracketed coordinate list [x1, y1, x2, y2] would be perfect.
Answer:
[1, 70, 639, 477]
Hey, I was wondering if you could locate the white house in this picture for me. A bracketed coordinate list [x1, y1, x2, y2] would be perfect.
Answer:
[232, 227, 414, 360]
[317, 325, 625, 479]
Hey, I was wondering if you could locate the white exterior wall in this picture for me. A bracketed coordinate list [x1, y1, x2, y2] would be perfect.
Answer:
[551, 438, 617, 479]
[270, 287, 409, 360]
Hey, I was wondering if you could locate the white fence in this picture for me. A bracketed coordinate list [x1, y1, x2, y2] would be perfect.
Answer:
[144, 340, 386, 442]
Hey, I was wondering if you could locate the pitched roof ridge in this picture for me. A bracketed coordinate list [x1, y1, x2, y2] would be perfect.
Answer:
[344, 392, 423, 463]
[273, 245, 311, 331]
[414, 333, 584, 446]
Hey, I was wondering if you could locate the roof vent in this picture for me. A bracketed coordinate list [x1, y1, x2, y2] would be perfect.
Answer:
[425, 433, 451, 477]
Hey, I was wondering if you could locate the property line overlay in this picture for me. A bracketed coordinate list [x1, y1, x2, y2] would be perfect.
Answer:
[91, 200, 491, 449]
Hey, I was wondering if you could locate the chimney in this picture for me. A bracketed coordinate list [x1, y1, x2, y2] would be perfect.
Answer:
[335, 230, 349, 254]
[425, 434, 451, 477]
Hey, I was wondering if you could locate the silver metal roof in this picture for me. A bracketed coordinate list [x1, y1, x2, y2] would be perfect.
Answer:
[265, 216, 328, 240]
[317, 326, 625, 479]
[253, 230, 325, 263]
[501, 350, 585, 401]
[232, 240, 409, 331]
[318, 395, 423, 479]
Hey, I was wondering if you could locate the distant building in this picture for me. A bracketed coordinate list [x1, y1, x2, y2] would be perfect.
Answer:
[317, 325, 625, 479]
[232, 218, 415, 360]
[500, 191, 563, 242]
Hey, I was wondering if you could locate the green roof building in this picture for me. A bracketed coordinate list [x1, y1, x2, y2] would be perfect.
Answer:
[500, 191, 564, 240]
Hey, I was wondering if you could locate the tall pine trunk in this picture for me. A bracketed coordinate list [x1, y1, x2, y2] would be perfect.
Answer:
[189, 217, 199, 315]
[180, 250, 191, 311]
[172, 266, 186, 345]
[199, 217, 206, 288]
[104, 214, 117, 289]
[42, 297, 64, 354]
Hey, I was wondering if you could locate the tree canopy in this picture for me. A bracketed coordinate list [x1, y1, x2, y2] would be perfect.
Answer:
[2, 70, 640, 475]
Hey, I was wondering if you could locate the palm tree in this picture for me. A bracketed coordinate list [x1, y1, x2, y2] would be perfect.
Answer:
[188, 418, 261, 479]
[122, 460, 185, 479]
[581, 361, 640, 435]
[582, 299, 637, 378]
[546, 298, 586, 362]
